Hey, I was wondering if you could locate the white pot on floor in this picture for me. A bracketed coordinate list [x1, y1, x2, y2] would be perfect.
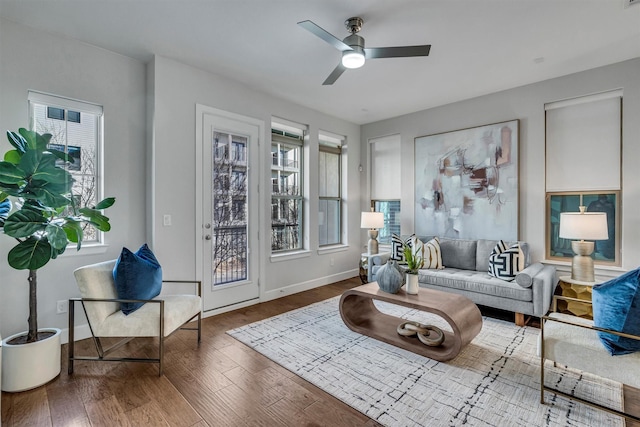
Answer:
[1, 328, 61, 392]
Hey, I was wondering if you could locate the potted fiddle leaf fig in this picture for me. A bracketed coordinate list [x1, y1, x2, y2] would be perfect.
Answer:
[0, 128, 115, 392]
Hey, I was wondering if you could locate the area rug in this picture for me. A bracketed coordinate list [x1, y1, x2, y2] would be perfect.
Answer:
[227, 297, 623, 426]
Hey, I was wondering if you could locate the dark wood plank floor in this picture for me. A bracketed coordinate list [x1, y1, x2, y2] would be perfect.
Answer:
[1, 277, 638, 426]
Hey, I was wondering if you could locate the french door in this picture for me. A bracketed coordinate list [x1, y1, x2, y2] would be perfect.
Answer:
[196, 106, 262, 312]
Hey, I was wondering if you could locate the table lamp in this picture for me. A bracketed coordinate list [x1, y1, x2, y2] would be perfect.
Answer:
[361, 210, 385, 255]
[559, 206, 608, 282]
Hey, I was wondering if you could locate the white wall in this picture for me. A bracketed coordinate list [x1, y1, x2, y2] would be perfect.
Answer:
[360, 58, 640, 278]
[0, 20, 363, 338]
[148, 56, 362, 306]
[0, 19, 147, 339]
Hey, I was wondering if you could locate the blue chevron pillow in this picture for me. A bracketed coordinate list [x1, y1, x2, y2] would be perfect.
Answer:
[488, 240, 524, 281]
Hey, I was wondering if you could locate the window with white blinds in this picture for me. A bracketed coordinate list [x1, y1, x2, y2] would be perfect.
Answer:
[28, 90, 104, 243]
[369, 134, 401, 244]
[545, 90, 622, 192]
[318, 131, 344, 247]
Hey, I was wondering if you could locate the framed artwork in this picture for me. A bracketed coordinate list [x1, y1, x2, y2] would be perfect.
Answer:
[546, 191, 620, 266]
[414, 120, 519, 240]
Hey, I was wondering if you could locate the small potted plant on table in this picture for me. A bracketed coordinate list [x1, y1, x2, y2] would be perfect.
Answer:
[403, 242, 424, 294]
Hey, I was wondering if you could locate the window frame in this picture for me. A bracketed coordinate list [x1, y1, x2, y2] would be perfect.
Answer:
[545, 191, 620, 267]
[544, 90, 622, 267]
[28, 90, 106, 247]
[371, 200, 401, 245]
[270, 124, 305, 253]
[318, 133, 343, 247]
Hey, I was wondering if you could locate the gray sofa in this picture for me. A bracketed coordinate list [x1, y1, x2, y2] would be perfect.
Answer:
[370, 237, 557, 325]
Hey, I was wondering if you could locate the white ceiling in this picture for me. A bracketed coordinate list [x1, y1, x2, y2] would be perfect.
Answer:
[1, 0, 639, 124]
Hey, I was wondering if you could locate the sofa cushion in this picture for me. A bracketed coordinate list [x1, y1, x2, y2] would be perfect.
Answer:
[488, 241, 525, 281]
[592, 267, 640, 355]
[417, 268, 532, 302]
[439, 238, 477, 270]
[423, 237, 443, 269]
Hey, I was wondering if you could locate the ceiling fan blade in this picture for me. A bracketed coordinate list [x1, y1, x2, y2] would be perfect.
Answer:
[322, 63, 347, 85]
[364, 45, 431, 59]
[298, 20, 352, 52]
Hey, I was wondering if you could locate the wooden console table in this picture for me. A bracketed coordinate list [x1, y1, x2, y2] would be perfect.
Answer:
[339, 282, 483, 361]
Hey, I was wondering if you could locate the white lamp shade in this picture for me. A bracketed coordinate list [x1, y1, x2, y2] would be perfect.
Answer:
[361, 211, 384, 229]
[559, 212, 608, 240]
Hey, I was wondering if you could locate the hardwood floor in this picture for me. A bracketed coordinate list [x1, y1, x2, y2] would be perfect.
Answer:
[1, 277, 638, 426]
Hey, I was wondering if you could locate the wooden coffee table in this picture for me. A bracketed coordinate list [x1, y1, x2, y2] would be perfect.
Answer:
[339, 282, 483, 361]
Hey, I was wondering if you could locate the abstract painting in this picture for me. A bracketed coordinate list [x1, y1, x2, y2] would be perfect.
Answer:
[414, 120, 519, 240]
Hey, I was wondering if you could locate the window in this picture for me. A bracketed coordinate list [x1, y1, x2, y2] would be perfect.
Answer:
[372, 200, 401, 244]
[369, 134, 401, 244]
[545, 90, 622, 266]
[46, 106, 81, 123]
[29, 91, 104, 243]
[546, 191, 619, 265]
[211, 131, 248, 284]
[318, 132, 344, 246]
[271, 120, 305, 252]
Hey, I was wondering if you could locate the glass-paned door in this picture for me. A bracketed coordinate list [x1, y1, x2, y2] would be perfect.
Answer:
[200, 112, 260, 311]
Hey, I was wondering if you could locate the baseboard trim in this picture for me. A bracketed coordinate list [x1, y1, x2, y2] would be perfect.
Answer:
[261, 269, 358, 302]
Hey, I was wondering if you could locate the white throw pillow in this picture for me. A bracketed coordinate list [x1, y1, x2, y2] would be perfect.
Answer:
[423, 237, 443, 269]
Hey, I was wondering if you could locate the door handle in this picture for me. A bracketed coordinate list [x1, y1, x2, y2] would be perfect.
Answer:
[205, 235, 212, 240]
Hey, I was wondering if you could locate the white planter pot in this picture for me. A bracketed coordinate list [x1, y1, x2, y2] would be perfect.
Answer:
[1, 328, 61, 392]
[405, 273, 419, 294]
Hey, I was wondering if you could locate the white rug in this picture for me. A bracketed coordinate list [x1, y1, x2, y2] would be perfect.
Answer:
[227, 297, 623, 427]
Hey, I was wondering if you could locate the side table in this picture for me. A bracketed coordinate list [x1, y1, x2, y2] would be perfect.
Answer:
[360, 252, 390, 283]
[554, 275, 601, 319]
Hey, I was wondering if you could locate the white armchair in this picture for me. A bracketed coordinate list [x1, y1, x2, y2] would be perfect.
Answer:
[68, 259, 202, 376]
[540, 295, 640, 421]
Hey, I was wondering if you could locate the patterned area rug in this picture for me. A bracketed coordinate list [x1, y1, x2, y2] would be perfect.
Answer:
[227, 297, 623, 426]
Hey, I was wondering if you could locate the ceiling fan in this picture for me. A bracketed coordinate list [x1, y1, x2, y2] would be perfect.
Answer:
[298, 17, 431, 85]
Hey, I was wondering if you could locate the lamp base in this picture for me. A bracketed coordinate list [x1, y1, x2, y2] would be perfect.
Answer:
[367, 229, 379, 255]
[570, 240, 595, 282]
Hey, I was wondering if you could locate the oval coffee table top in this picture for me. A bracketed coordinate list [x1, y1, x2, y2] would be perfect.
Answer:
[339, 282, 483, 361]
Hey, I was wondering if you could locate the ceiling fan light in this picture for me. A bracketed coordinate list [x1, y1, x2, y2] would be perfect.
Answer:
[342, 51, 365, 69]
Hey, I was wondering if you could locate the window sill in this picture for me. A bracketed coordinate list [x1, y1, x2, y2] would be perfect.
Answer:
[317, 244, 349, 255]
[270, 250, 311, 263]
[59, 243, 109, 258]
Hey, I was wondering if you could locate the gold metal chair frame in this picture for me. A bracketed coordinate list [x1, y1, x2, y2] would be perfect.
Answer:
[540, 294, 640, 422]
[68, 280, 202, 377]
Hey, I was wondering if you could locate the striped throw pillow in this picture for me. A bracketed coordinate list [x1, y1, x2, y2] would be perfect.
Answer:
[423, 237, 443, 269]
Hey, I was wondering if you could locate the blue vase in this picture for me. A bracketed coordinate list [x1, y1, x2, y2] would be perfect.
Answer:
[377, 260, 404, 294]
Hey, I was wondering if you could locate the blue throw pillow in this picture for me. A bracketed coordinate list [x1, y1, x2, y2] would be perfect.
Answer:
[113, 244, 163, 315]
[592, 267, 640, 355]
